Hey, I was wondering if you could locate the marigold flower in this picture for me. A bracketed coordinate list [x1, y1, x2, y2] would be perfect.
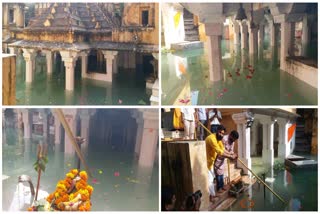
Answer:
[79, 171, 88, 181]
[71, 169, 79, 175]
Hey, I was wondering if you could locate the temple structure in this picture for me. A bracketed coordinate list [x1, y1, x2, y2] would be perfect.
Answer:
[162, 3, 317, 86]
[3, 108, 159, 168]
[3, 3, 159, 104]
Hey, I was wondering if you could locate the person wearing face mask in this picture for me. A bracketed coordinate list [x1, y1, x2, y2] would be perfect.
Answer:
[205, 125, 236, 202]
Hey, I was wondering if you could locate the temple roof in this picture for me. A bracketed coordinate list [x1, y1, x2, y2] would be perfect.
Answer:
[26, 3, 121, 33]
[8, 40, 159, 53]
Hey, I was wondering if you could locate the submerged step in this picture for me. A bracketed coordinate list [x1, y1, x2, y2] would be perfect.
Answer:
[171, 41, 203, 51]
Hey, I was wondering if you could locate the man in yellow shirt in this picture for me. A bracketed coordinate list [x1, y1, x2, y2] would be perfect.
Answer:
[205, 125, 237, 201]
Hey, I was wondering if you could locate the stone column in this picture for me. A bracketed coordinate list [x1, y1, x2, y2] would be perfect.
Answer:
[248, 24, 258, 56]
[232, 112, 252, 175]
[22, 110, 32, 139]
[44, 51, 53, 74]
[233, 20, 240, 46]
[277, 119, 290, 161]
[278, 15, 292, 71]
[134, 117, 144, 157]
[40, 111, 48, 139]
[138, 110, 159, 168]
[251, 121, 259, 156]
[54, 114, 61, 144]
[80, 114, 90, 148]
[270, 24, 276, 47]
[22, 49, 36, 83]
[301, 15, 309, 57]
[60, 51, 78, 91]
[258, 24, 264, 58]
[79, 52, 88, 78]
[63, 112, 77, 155]
[240, 21, 248, 51]
[3, 4, 9, 27]
[204, 22, 223, 82]
[16, 4, 24, 28]
[102, 50, 118, 82]
[260, 116, 275, 167]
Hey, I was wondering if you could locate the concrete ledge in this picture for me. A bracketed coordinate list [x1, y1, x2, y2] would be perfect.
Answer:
[285, 58, 318, 88]
[85, 72, 110, 82]
[171, 41, 203, 51]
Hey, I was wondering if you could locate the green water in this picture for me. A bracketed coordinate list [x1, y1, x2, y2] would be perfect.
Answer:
[225, 155, 318, 211]
[15, 55, 150, 105]
[161, 41, 317, 105]
[2, 129, 158, 211]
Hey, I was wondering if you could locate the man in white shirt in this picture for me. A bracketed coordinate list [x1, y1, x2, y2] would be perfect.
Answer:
[208, 108, 222, 134]
[181, 108, 197, 139]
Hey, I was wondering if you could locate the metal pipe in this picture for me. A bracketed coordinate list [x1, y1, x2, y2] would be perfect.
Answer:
[197, 120, 287, 204]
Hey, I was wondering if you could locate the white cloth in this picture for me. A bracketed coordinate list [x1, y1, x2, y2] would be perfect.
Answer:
[208, 110, 222, 125]
[181, 108, 195, 121]
[208, 168, 216, 196]
[197, 108, 207, 121]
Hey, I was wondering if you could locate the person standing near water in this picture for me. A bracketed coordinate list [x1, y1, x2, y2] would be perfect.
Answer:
[207, 108, 222, 134]
[205, 125, 236, 201]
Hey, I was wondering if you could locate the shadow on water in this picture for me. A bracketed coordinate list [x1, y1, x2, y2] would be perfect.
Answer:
[2, 127, 158, 211]
[15, 55, 150, 105]
[161, 40, 317, 105]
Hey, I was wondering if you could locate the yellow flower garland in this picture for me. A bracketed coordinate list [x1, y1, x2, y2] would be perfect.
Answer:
[45, 169, 94, 211]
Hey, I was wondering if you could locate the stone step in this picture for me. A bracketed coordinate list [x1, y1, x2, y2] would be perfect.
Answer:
[171, 41, 203, 51]
[185, 36, 199, 41]
[184, 25, 196, 30]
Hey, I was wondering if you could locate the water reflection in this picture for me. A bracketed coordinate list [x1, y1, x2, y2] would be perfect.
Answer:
[15, 55, 150, 105]
[162, 40, 317, 105]
[3, 128, 158, 211]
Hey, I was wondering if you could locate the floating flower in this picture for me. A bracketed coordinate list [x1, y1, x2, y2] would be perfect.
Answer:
[114, 171, 120, 177]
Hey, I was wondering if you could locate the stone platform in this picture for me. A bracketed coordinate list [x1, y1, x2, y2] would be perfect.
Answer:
[171, 41, 203, 51]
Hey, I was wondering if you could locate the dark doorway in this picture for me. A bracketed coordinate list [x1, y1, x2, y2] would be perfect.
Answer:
[142, 10, 149, 26]
[142, 55, 153, 78]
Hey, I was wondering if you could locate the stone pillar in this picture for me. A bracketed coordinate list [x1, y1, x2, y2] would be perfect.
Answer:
[138, 110, 159, 167]
[54, 114, 61, 144]
[301, 15, 309, 57]
[134, 117, 144, 157]
[260, 117, 275, 167]
[22, 49, 36, 83]
[44, 51, 53, 74]
[240, 21, 248, 50]
[79, 52, 88, 78]
[277, 119, 290, 161]
[233, 20, 240, 46]
[270, 23, 276, 47]
[40, 111, 48, 139]
[204, 23, 223, 82]
[251, 121, 259, 156]
[3, 4, 9, 27]
[22, 110, 32, 139]
[232, 112, 252, 175]
[63, 113, 77, 155]
[258, 24, 264, 58]
[289, 22, 295, 55]
[248, 24, 258, 55]
[60, 51, 78, 91]
[16, 4, 24, 28]
[80, 114, 90, 148]
[279, 15, 292, 71]
[113, 54, 118, 74]
[102, 50, 118, 82]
